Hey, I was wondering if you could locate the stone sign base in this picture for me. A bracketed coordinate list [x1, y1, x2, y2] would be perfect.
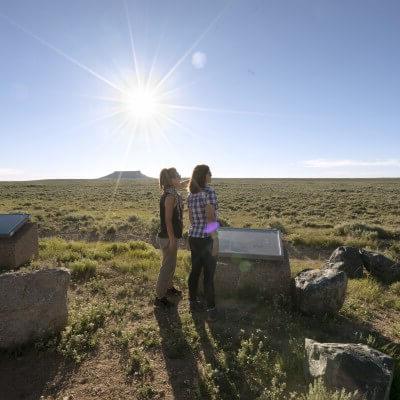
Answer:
[200, 249, 291, 298]
[0, 222, 38, 269]
[0, 268, 70, 349]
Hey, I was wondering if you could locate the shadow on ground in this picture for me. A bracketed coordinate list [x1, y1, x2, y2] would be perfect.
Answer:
[154, 306, 203, 400]
[157, 295, 400, 399]
[0, 347, 75, 400]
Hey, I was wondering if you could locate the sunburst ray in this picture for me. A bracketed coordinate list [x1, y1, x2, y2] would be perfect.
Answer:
[123, 0, 142, 89]
[0, 12, 128, 95]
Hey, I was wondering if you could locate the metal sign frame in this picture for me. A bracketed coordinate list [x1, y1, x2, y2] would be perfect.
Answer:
[217, 227, 284, 260]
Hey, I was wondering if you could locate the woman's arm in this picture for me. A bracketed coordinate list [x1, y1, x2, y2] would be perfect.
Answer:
[164, 195, 176, 247]
[205, 188, 217, 223]
[206, 203, 216, 223]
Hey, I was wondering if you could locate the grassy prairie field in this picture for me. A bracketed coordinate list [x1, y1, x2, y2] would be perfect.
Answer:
[0, 178, 400, 399]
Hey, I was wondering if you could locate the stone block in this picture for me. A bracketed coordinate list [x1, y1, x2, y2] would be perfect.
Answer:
[0, 268, 70, 349]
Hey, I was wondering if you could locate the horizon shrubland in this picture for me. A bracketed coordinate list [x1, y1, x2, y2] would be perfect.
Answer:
[0, 178, 399, 258]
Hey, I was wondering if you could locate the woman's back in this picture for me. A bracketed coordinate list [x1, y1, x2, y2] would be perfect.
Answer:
[188, 185, 218, 238]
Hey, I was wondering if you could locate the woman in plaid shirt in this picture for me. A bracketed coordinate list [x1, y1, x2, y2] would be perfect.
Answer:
[187, 164, 219, 322]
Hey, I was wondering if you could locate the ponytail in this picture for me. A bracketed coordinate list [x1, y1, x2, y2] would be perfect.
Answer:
[159, 167, 178, 190]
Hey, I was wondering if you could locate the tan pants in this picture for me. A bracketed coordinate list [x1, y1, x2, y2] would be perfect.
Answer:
[155, 237, 178, 298]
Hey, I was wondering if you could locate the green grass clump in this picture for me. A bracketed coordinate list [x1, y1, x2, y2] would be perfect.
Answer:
[342, 278, 400, 321]
[68, 259, 98, 279]
[84, 248, 113, 261]
[106, 242, 131, 254]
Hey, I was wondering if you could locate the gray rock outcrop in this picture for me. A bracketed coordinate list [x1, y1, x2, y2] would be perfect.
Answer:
[360, 250, 400, 284]
[305, 338, 394, 400]
[325, 246, 364, 278]
[0, 268, 70, 349]
[292, 269, 347, 314]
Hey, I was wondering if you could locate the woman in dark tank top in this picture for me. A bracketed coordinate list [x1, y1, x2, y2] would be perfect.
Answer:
[159, 191, 183, 239]
[154, 167, 187, 308]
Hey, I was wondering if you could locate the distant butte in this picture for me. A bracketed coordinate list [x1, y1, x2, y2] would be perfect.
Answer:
[98, 171, 151, 180]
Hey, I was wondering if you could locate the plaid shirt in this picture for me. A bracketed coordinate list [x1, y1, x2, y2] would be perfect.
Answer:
[188, 185, 218, 238]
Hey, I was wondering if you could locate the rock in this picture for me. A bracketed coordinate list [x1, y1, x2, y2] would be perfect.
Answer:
[360, 250, 400, 283]
[325, 246, 364, 278]
[305, 338, 394, 400]
[292, 268, 347, 314]
[0, 268, 70, 349]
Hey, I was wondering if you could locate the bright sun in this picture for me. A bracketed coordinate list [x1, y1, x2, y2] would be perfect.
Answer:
[126, 88, 159, 120]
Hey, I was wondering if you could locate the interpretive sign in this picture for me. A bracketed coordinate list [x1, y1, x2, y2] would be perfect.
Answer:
[0, 214, 30, 238]
[198, 227, 290, 297]
[218, 228, 284, 260]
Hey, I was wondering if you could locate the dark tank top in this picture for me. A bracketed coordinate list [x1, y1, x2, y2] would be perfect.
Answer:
[158, 192, 183, 239]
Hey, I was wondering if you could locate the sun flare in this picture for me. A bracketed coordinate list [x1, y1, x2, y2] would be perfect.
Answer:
[126, 87, 160, 120]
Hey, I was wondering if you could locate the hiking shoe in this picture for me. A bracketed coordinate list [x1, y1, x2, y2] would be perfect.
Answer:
[167, 287, 182, 297]
[154, 297, 175, 308]
[206, 307, 218, 322]
[189, 299, 204, 312]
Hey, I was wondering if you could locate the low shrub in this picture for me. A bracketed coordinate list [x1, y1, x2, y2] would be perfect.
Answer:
[389, 242, 400, 261]
[268, 218, 288, 234]
[335, 222, 395, 240]
[104, 225, 117, 236]
[148, 217, 160, 236]
[288, 233, 342, 249]
[58, 305, 107, 362]
[128, 214, 139, 223]
[126, 348, 152, 378]
[298, 378, 360, 400]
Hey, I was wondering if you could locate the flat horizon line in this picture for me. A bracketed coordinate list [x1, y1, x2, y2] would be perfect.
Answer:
[1, 176, 400, 182]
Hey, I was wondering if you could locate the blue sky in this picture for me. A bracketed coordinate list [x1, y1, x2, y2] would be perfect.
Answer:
[0, 0, 399, 180]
